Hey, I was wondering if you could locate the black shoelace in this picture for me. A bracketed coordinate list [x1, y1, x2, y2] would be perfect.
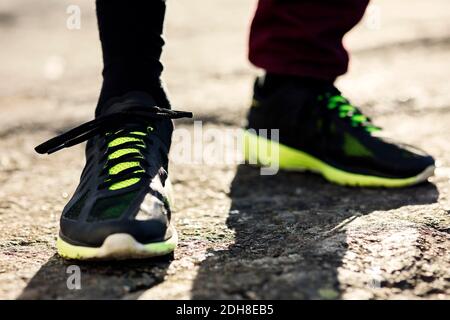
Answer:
[35, 106, 192, 154]
[35, 106, 192, 190]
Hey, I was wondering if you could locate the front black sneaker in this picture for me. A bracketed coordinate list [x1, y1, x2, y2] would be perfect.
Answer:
[35, 92, 192, 260]
[244, 76, 435, 187]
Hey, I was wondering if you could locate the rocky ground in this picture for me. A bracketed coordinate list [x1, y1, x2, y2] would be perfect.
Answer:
[0, 0, 449, 299]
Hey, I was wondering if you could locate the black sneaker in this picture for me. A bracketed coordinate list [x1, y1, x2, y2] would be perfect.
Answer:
[244, 76, 435, 187]
[35, 92, 192, 260]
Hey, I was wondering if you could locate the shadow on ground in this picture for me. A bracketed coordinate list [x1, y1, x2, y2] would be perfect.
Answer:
[191, 165, 439, 299]
[18, 254, 173, 299]
[17, 165, 439, 299]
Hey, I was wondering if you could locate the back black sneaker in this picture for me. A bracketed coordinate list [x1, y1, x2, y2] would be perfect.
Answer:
[35, 92, 192, 260]
[244, 77, 435, 187]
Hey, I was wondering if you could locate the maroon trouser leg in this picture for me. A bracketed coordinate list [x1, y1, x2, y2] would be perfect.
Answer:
[249, 0, 369, 82]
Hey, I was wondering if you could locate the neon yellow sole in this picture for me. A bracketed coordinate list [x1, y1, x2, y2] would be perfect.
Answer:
[243, 130, 434, 188]
[57, 230, 178, 260]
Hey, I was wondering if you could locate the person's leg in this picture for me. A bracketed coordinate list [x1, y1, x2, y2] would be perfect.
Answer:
[96, 0, 170, 112]
[35, 0, 192, 260]
[249, 0, 369, 82]
[244, 0, 435, 187]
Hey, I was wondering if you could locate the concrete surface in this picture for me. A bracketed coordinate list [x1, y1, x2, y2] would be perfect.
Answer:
[0, 0, 449, 299]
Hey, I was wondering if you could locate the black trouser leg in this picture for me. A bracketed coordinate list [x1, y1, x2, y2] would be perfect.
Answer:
[95, 0, 170, 113]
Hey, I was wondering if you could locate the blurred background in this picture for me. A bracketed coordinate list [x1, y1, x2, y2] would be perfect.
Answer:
[0, 0, 449, 299]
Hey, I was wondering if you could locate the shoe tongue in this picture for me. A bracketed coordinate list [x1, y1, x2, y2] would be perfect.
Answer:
[97, 91, 158, 117]
[97, 91, 175, 148]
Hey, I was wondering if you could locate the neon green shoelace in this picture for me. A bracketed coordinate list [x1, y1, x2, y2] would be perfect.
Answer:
[319, 94, 380, 133]
[104, 129, 149, 190]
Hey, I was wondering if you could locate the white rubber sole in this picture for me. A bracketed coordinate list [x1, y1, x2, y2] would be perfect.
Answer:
[57, 229, 178, 260]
